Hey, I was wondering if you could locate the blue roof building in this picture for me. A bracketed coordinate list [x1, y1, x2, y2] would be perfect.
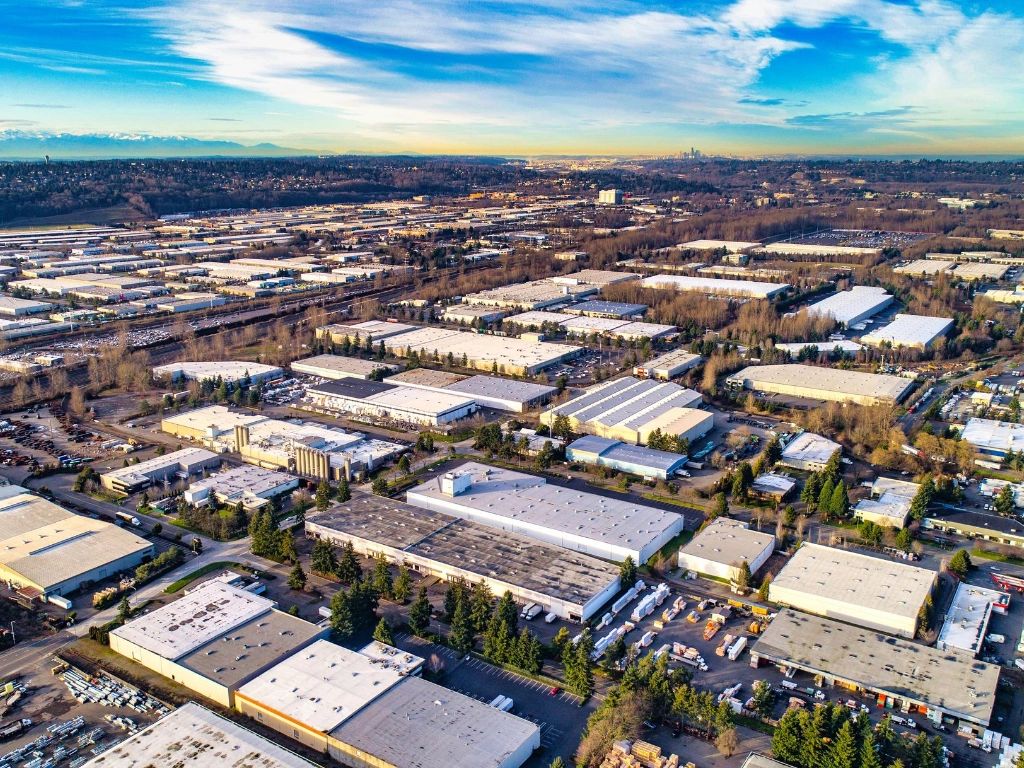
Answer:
[566, 435, 687, 480]
[565, 300, 647, 319]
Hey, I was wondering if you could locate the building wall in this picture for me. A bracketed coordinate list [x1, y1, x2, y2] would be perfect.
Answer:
[678, 543, 772, 583]
[235, 693, 330, 753]
[327, 728, 538, 768]
[304, 392, 475, 426]
[736, 379, 893, 407]
[767, 584, 920, 639]
[853, 508, 908, 530]
[109, 635, 233, 707]
[4, 542, 156, 597]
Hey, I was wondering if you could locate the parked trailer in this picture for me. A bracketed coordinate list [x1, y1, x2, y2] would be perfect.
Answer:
[715, 634, 736, 657]
[115, 512, 140, 527]
[630, 594, 657, 623]
[728, 636, 748, 661]
[498, 697, 514, 713]
[0, 720, 31, 742]
[489, 695, 507, 709]
[612, 587, 639, 615]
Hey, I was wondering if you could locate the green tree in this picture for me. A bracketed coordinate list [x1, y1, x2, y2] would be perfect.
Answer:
[371, 475, 389, 496]
[373, 617, 394, 646]
[468, 581, 494, 632]
[287, 562, 307, 591]
[712, 491, 728, 519]
[734, 560, 752, 589]
[830, 481, 849, 519]
[408, 586, 432, 636]
[397, 454, 411, 475]
[801, 473, 821, 508]
[393, 565, 412, 604]
[330, 589, 354, 640]
[995, 484, 1016, 516]
[448, 597, 475, 653]
[827, 720, 858, 768]
[315, 480, 332, 511]
[372, 557, 394, 600]
[948, 549, 972, 579]
[563, 628, 594, 697]
[619, 556, 638, 587]
[757, 574, 772, 602]
[859, 729, 882, 768]
[817, 477, 835, 517]
[116, 596, 131, 623]
[771, 709, 805, 766]
[909, 477, 934, 520]
[336, 477, 351, 502]
[762, 434, 782, 467]
[549, 758, 567, 768]
[337, 540, 362, 584]
[822, 449, 842, 484]
[894, 527, 913, 553]
[311, 538, 338, 576]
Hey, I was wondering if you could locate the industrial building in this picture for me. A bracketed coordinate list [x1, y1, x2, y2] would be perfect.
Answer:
[0, 296, 53, 316]
[598, 189, 624, 204]
[960, 417, 1024, 460]
[0, 489, 154, 598]
[560, 316, 677, 341]
[803, 286, 893, 327]
[894, 259, 956, 277]
[565, 300, 647, 319]
[379, 326, 581, 376]
[565, 435, 688, 480]
[639, 274, 790, 300]
[306, 493, 620, 621]
[750, 473, 797, 501]
[754, 242, 881, 258]
[236, 639, 540, 768]
[936, 582, 1010, 657]
[775, 340, 863, 357]
[923, 510, 1024, 549]
[382, 369, 557, 413]
[853, 476, 919, 529]
[406, 462, 686, 563]
[750, 610, 999, 730]
[316, 320, 418, 345]
[553, 269, 640, 287]
[677, 518, 774, 582]
[778, 433, 840, 471]
[109, 581, 327, 707]
[860, 314, 954, 350]
[768, 543, 936, 638]
[303, 378, 478, 426]
[632, 349, 702, 380]
[540, 377, 709, 446]
[152, 361, 283, 385]
[184, 464, 299, 510]
[100, 447, 221, 493]
[461, 278, 597, 310]
[501, 310, 575, 330]
[82, 702, 320, 768]
[291, 354, 399, 380]
[678, 239, 760, 253]
[442, 304, 507, 325]
[727, 364, 915, 406]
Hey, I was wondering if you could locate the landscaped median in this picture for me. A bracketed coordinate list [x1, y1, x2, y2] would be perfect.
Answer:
[164, 561, 243, 593]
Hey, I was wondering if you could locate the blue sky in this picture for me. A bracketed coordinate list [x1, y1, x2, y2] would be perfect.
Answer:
[2, 0, 1024, 156]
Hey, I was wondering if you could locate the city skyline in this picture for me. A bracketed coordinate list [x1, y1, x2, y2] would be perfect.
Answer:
[2, 0, 1024, 157]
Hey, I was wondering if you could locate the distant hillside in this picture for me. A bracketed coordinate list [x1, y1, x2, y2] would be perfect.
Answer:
[0, 131, 308, 159]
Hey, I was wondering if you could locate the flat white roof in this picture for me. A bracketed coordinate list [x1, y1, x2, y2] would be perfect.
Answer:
[153, 361, 282, 383]
[781, 432, 841, 465]
[382, 326, 580, 371]
[640, 274, 789, 299]
[679, 518, 774, 568]
[101, 447, 219, 486]
[860, 314, 954, 348]
[771, 543, 935, 623]
[83, 702, 318, 768]
[679, 239, 760, 252]
[161, 405, 267, 436]
[237, 639, 404, 733]
[962, 417, 1024, 455]
[291, 355, 395, 378]
[544, 377, 703, 433]
[111, 581, 274, 660]
[803, 286, 892, 325]
[937, 582, 1006, 655]
[729, 364, 914, 403]
[894, 259, 955, 276]
[502, 310, 575, 326]
[775, 340, 864, 355]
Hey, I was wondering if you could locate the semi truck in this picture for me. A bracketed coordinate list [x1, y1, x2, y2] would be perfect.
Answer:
[115, 512, 141, 527]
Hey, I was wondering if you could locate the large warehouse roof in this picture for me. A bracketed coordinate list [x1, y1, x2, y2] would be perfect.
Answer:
[639, 274, 789, 299]
[770, 543, 935, 626]
[83, 702, 318, 768]
[678, 239, 760, 252]
[110, 581, 275, 661]
[960, 417, 1024, 457]
[566, 300, 647, 317]
[752, 610, 999, 725]
[543, 377, 703, 437]
[291, 354, 397, 380]
[727, 364, 914, 405]
[445, 374, 556, 406]
[678, 518, 775, 570]
[153, 361, 282, 383]
[860, 314, 954, 349]
[780, 432, 841, 467]
[306, 494, 619, 607]
[237, 639, 405, 733]
[330, 676, 540, 768]
[100, 447, 220, 489]
[0, 492, 152, 593]
[380, 326, 580, 374]
[803, 286, 893, 326]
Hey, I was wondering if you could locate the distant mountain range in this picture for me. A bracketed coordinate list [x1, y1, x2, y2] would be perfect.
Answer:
[0, 131, 313, 159]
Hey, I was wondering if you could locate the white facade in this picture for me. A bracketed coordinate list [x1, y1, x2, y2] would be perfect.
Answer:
[861, 314, 954, 350]
[803, 286, 893, 327]
[678, 518, 774, 581]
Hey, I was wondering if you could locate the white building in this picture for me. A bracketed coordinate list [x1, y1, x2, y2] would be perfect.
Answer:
[727, 364, 914, 406]
[304, 378, 477, 427]
[100, 447, 221, 493]
[937, 582, 1010, 658]
[779, 432, 840, 472]
[640, 274, 790, 300]
[860, 314, 954, 351]
[598, 189, 624, 204]
[633, 349, 703, 380]
[677, 518, 774, 582]
[803, 286, 893, 327]
[291, 354, 398, 381]
[960, 417, 1024, 460]
[184, 464, 299, 510]
[153, 361, 283, 385]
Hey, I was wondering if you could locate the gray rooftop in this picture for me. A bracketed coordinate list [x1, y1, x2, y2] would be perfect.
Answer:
[330, 676, 540, 768]
[566, 300, 647, 317]
[567, 435, 686, 473]
[679, 518, 775, 568]
[445, 374, 556, 404]
[752, 610, 999, 724]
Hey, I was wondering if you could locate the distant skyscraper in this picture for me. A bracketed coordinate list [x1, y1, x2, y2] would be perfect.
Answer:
[598, 189, 623, 205]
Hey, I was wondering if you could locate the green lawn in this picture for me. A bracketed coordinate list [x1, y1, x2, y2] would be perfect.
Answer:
[971, 548, 1024, 567]
[164, 562, 243, 593]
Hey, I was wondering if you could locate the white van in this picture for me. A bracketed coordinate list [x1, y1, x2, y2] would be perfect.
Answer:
[544, 612, 558, 624]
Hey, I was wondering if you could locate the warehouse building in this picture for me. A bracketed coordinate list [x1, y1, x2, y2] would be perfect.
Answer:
[566, 435, 687, 480]
[109, 581, 326, 708]
[462, 278, 597, 310]
[727, 364, 915, 406]
[779, 432, 840, 472]
[678, 239, 760, 253]
[0, 296, 53, 316]
[860, 314, 954, 350]
[768, 543, 936, 638]
[82, 702, 320, 768]
[153, 361, 283, 385]
[936, 582, 1009, 658]
[406, 462, 686, 563]
[750, 473, 797, 501]
[754, 242, 881, 258]
[633, 349, 702, 380]
[775, 340, 863, 357]
[677, 518, 774, 582]
[442, 304, 507, 325]
[160, 405, 266, 445]
[316, 320, 417, 345]
[380, 326, 581, 376]
[100, 447, 221, 493]
[554, 269, 640, 287]
[540, 377, 709, 446]
[330, 675, 540, 768]
[852, 476, 919, 529]
[565, 300, 647, 319]
[640, 274, 790, 299]
[383, 369, 557, 413]
[304, 378, 477, 426]
[0, 489, 154, 598]
[960, 417, 1024, 460]
[306, 494, 620, 621]
[803, 286, 893, 327]
[894, 259, 956, 277]
[560, 316, 677, 341]
[501, 310, 575, 330]
[291, 354, 399, 381]
[750, 610, 999, 731]
[923, 510, 1024, 549]
[184, 464, 299, 510]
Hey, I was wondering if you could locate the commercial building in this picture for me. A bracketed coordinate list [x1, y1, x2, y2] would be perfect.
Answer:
[82, 702, 320, 768]
[750, 473, 797, 501]
[853, 477, 919, 529]
[678, 239, 760, 253]
[598, 189, 624, 204]
[553, 269, 640, 287]
[304, 378, 477, 426]
[566, 435, 687, 480]
[677, 518, 774, 582]
[639, 274, 790, 300]
[316, 320, 418, 344]
[540, 377, 708, 446]
[936, 582, 1009, 657]
[633, 349, 702, 380]
[951, 262, 1010, 281]
[184, 464, 299, 510]
[330, 675, 540, 768]
[923, 510, 1024, 550]
[894, 259, 956, 277]
[442, 304, 508, 325]
[565, 300, 647, 319]
[306, 494, 620, 621]
[0, 295, 53, 316]
[755, 242, 882, 258]
[776, 432, 839, 471]
[560, 316, 677, 341]
[381, 370, 556, 413]
[750, 610, 999, 730]
[153, 361, 283, 385]
[768, 543, 936, 638]
[462, 279, 597, 310]
[961, 417, 1024, 460]
[380, 326, 581, 376]
[727, 364, 914, 406]
[0, 489, 154, 598]
[803, 286, 893, 327]
[291, 354, 398, 381]
[100, 447, 221, 493]
[406, 462, 686, 563]
[775, 340, 864, 357]
[109, 581, 326, 708]
[860, 314, 954, 351]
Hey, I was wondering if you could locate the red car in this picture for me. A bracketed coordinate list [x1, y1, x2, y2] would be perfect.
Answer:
[549, 687, 560, 696]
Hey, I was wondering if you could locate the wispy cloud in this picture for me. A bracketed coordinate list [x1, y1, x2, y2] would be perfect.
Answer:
[12, 103, 71, 109]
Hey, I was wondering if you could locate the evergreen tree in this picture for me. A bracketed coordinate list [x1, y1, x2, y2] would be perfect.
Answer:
[408, 587, 431, 636]
[330, 589, 354, 640]
[827, 720, 858, 768]
[619, 556, 638, 587]
[909, 477, 934, 520]
[770, 709, 805, 766]
[315, 480, 332, 511]
[372, 557, 393, 600]
[735, 560, 752, 589]
[757, 574, 771, 602]
[859, 730, 882, 768]
[712, 491, 728, 519]
[549, 758, 567, 768]
[311, 538, 338, 576]
[371, 475, 389, 496]
[448, 597, 474, 653]
[348, 581, 380, 635]
[894, 527, 913, 552]
[818, 477, 835, 517]
[336, 477, 351, 502]
[995, 483, 1016, 516]
[468, 581, 494, 631]
[762, 434, 782, 467]
[948, 549, 972, 579]
[393, 565, 412, 603]
[822, 449, 842, 484]
[830, 481, 850, 519]
[287, 561, 307, 591]
[802, 473, 821, 508]
[373, 617, 394, 645]
[337, 540, 362, 584]
[563, 628, 594, 697]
